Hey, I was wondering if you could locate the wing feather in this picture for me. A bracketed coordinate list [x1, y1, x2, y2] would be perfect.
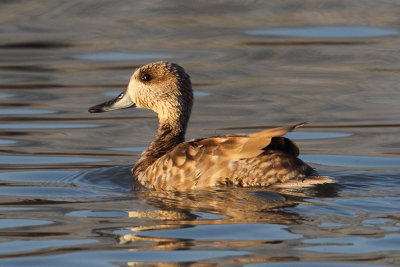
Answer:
[169, 123, 304, 162]
[237, 122, 305, 158]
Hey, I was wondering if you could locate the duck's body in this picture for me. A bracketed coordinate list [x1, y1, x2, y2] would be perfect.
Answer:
[89, 61, 332, 191]
[132, 123, 318, 191]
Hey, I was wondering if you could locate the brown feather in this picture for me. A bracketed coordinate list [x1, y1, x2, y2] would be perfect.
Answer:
[136, 123, 311, 190]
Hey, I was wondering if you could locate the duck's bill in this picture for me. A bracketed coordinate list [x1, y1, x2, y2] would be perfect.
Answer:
[88, 91, 135, 113]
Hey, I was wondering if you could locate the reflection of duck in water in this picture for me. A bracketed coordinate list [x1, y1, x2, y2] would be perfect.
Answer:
[89, 61, 333, 190]
[119, 188, 301, 245]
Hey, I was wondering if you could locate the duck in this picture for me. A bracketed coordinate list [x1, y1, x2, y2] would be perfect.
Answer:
[89, 61, 332, 190]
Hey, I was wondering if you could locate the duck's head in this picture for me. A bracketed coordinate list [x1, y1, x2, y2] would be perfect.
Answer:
[89, 61, 193, 126]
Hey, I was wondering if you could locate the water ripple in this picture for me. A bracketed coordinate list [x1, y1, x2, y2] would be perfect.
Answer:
[74, 53, 170, 61]
[0, 219, 51, 229]
[0, 250, 249, 265]
[301, 154, 400, 168]
[118, 223, 302, 241]
[0, 93, 16, 98]
[0, 239, 97, 255]
[0, 155, 107, 165]
[0, 109, 56, 115]
[0, 139, 17, 145]
[0, 123, 101, 129]
[246, 26, 399, 38]
[299, 234, 400, 254]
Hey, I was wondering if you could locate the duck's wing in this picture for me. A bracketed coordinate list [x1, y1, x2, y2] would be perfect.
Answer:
[168, 123, 304, 166]
[200, 122, 305, 159]
[235, 122, 304, 158]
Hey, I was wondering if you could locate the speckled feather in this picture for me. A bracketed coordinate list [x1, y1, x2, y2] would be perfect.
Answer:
[134, 125, 317, 190]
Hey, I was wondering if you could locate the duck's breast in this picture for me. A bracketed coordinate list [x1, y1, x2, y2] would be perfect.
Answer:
[136, 137, 241, 190]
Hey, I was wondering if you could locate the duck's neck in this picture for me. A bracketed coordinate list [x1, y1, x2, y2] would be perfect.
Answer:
[132, 119, 186, 176]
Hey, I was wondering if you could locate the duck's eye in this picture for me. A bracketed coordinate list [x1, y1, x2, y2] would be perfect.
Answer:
[141, 73, 151, 82]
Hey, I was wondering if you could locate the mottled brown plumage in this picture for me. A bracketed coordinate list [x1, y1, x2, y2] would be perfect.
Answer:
[89, 61, 333, 190]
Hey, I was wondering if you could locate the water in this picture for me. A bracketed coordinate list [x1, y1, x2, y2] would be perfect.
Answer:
[246, 26, 399, 38]
[0, 1, 399, 266]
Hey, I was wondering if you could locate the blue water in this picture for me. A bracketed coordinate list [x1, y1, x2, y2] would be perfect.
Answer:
[246, 26, 399, 38]
[0, 1, 399, 266]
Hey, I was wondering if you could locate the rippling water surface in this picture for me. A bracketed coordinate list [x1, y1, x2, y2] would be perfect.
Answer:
[0, 1, 399, 266]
